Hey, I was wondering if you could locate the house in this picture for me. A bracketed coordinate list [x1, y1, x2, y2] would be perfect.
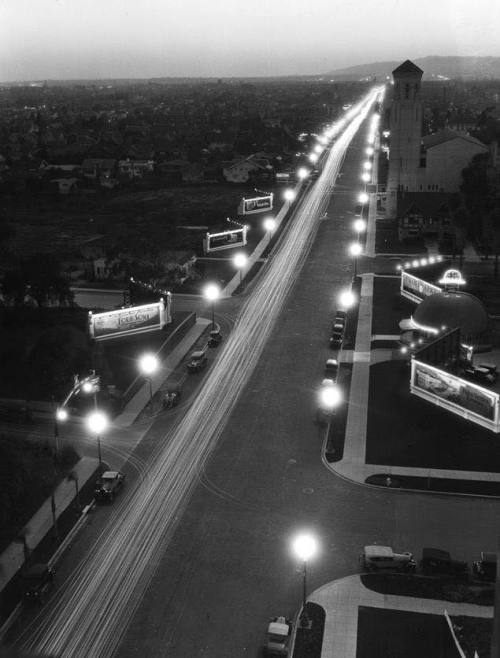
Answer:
[39, 160, 81, 174]
[222, 155, 273, 183]
[50, 177, 79, 194]
[81, 158, 117, 179]
[396, 192, 458, 241]
[118, 159, 155, 178]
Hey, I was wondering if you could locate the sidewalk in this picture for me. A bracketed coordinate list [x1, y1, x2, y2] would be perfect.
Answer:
[329, 273, 500, 486]
[0, 317, 212, 600]
[304, 575, 492, 658]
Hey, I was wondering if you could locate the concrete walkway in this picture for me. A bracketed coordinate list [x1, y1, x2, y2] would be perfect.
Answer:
[306, 575, 492, 658]
[329, 272, 500, 485]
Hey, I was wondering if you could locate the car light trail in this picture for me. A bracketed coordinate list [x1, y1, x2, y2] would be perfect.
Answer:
[22, 88, 381, 657]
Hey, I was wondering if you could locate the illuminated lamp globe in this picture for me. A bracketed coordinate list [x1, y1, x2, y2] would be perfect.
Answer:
[263, 217, 276, 232]
[308, 153, 318, 164]
[283, 189, 296, 202]
[56, 407, 68, 422]
[292, 533, 318, 562]
[361, 172, 371, 183]
[297, 167, 309, 180]
[204, 283, 220, 302]
[338, 290, 356, 309]
[139, 353, 159, 376]
[358, 192, 369, 204]
[86, 410, 108, 435]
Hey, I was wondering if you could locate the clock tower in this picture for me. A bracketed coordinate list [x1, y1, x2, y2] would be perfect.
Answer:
[386, 60, 423, 217]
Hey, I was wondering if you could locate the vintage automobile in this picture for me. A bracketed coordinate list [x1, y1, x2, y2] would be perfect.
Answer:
[94, 471, 125, 502]
[324, 358, 339, 381]
[361, 545, 416, 572]
[23, 563, 55, 605]
[329, 331, 343, 350]
[187, 349, 208, 373]
[266, 616, 292, 656]
[472, 551, 497, 582]
[462, 365, 498, 386]
[420, 548, 468, 578]
[208, 328, 223, 347]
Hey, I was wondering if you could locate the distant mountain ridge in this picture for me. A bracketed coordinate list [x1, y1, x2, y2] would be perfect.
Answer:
[326, 56, 500, 80]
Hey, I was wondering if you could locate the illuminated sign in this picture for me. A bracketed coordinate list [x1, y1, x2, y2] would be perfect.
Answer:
[238, 194, 274, 216]
[439, 268, 466, 287]
[203, 227, 248, 254]
[411, 360, 500, 432]
[401, 271, 441, 304]
[88, 298, 171, 341]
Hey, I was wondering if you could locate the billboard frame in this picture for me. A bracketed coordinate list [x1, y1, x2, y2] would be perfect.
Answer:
[203, 226, 248, 254]
[401, 271, 441, 304]
[410, 359, 500, 432]
[238, 194, 274, 216]
[88, 297, 171, 341]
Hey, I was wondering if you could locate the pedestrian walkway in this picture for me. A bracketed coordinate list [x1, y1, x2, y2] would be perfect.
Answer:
[329, 272, 500, 485]
[303, 575, 492, 658]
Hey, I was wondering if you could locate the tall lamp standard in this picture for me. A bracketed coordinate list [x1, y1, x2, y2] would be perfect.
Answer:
[86, 410, 108, 471]
[349, 242, 363, 277]
[292, 533, 319, 629]
[139, 353, 159, 401]
[233, 252, 248, 285]
[204, 283, 220, 330]
[353, 218, 367, 242]
[263, 217, 276, 235]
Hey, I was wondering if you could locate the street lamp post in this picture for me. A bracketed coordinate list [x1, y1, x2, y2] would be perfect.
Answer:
[204, 283, 220, 331]
[86, 410, 108, 471]
[353, 218, 367, 242]
[349, 242, 363, 277]
[233, 252, 247, 285]
[139, 353, 159, 402]
[292, 533, 318, 629]
[338, 289, 357, 310]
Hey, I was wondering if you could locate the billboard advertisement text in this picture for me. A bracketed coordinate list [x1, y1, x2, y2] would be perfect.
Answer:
[203, 227, 248, 253]
[89, 298, 171, 341]
[401, 272, 441, 304]
[411, 360, 499, 430]
[238, 194, 273, 215]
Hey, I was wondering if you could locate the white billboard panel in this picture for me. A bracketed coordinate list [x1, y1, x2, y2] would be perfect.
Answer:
[238, 194, 274, 216]
[88, 298, 172, 341]
[401, 271, 441, 304]
[203, 227, 248, 254]
[410, 359, 500, 432]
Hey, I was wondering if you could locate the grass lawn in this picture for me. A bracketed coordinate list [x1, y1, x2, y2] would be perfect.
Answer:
[361, 574, 494, 607]
[371, 275, 416, 336]
[357, 607, 462, 658]
[366, 360, 500, 471]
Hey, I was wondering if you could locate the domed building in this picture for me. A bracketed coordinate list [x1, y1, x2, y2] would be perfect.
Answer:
[400, 290, 490, 351]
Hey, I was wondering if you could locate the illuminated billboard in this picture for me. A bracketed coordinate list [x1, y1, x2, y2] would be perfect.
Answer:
[88, 298, 172, 341]
[237, 194, 273, 216]
[410, 359, 500, 432]
[203, 227, 248, 254]
[401, 271, 441, 304]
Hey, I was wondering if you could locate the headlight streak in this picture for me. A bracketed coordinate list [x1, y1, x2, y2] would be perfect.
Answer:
[22, 89, 380, 658]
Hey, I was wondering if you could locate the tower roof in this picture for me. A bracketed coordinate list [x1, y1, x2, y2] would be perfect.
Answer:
[392, 60, 424, 76]
[413, 291, 488, 337]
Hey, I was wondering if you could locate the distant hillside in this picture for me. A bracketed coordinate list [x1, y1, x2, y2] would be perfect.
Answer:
[326, 56, 500, 80]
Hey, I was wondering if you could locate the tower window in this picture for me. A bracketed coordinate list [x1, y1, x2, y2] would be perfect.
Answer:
[405, 83, 410, 99]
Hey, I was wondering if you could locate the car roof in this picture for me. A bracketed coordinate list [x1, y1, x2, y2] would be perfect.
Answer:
[326, 359, 338, 366]
[364, 545, 393, 557]
[422, 547, 451, 560]
[191, 350, 206, 358]
[268, 621, 289, 636]
[101, 470, 119, 478]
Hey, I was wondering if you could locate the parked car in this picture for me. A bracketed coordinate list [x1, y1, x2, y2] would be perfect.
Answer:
[462, 365, 498, 386]
[94, 470, 125, 502]
[187, 349, 208, 373]
[472, 552, 497, 582]
[354, 204, 363, 217]
[208, 328, 223, 347]
[329, 331, 343, 350]
[421, 548, 468, 578]
[266, 616, 292, 656]
[331, 320, 345, 333]
[335, 310, 347, 323]
[162, 385, 182, 409]
[23, 563, 55, 605]
[361, 545, 416, 572]
[324, 359, 339, 381]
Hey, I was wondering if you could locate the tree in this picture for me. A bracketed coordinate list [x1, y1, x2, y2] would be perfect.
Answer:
[1, 254, 73, 307]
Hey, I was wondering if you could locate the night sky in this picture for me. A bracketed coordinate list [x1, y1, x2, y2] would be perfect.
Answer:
[1, 0, 500, 80]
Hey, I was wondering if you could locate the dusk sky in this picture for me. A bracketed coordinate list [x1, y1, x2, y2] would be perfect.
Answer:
[2, 0, 500, 81]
